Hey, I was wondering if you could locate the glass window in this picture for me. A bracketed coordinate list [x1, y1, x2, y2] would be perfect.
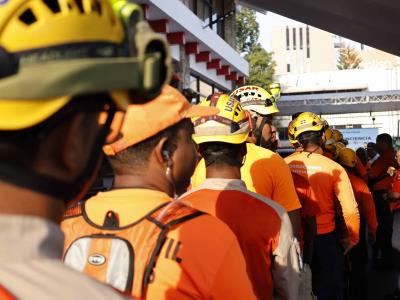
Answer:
[190, 76, 198, 93]
[199, 79, 213, 99]
[286, 26, 290, 51]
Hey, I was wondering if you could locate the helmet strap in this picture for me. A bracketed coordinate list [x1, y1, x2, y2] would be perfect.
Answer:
[254, 116, 271, 147]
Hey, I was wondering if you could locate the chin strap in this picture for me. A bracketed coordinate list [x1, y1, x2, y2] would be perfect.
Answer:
[0, 100, 116, 203]
[254, 116, 271, 147]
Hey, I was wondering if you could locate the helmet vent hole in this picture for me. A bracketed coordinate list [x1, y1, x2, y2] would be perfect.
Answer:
[19, 9, 37, 25]
[42, 0, 61, 13]
[74, 0, 84, 13]
[92, 0, 102, 15]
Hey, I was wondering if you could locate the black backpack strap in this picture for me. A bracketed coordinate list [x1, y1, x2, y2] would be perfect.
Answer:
[141, 210, 205, 296]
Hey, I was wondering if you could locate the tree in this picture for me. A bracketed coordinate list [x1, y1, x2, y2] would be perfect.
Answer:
[236, 7, 259, 55]
[245, 44, 276, 90]
[236, 7, 276, 89]
[337, 46, 362, 70]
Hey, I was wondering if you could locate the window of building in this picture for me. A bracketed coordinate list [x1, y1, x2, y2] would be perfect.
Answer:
[286, 26, 290, 51]
[199, 79, 213, 99]
[287, 64, 291, 73]
[299, 27, 303, 50]
[187, 0, 197, 14]
[306, 26, 310, 58]
[292, 28, 296, 50]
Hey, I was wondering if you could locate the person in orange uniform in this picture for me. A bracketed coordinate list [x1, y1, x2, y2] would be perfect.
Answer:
[0, 0, 166, 298]
[284, 112, 360, 300]
[61, 86, 256, 300]
[192, 85, 302, 240]
[181, 93, 300, 300]
[369, 133, 398, 266]
[338, 148, 377, 300]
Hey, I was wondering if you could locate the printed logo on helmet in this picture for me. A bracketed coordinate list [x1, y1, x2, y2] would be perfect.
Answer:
[88, 253, 106, 266]
[232, 86, 259, 95]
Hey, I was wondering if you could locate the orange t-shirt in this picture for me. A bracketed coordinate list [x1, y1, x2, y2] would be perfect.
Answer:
[284, 151, 360, 245]
[191, 143, 301, 212]
[369, 149, 397, 191]
[355, 157, 368, 183]
[181, 179, 300, 300]
[290, 172, 320, 218]
[348, 173, 378, 235]
[62, 189, 256, 300]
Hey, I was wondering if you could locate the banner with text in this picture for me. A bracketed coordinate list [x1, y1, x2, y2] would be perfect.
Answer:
[340, 128, 378, 150]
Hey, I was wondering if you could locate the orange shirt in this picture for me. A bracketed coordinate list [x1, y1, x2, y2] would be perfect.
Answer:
[181, 179, 300, 300]
[291, 172, 320, 218]
[348, 173, 378, 235]
[191, 143, 301, 212]
[284, 151, 360, 246]
[62, 189, 256, 300]
[369, 148, 397, 191]
[355, 156, 368, 183]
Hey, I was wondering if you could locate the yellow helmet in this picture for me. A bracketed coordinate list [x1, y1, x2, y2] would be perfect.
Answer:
[230, 85, 279, 115]
[324, 128, 336, 151]
[288, 120, 299, 145]
[0, 0, 170, 130]
[332, 129, 343, 142]
[338, 147, 356, 168]
[268, 82, 281, 101]
[193, 93, 250, 145]
[332, 142, 346, 160]
[292, 112, 325, 139]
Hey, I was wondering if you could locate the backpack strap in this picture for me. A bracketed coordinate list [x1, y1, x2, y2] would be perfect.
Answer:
[142, 201, 205, 296]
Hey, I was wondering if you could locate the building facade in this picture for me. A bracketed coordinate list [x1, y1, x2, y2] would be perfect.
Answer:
[271, 25, 337, 75]
[136, 0, 248, 101]
[271, 25, 400, 76]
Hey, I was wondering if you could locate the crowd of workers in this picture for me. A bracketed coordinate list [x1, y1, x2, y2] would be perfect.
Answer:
[1, 0, 400, 299]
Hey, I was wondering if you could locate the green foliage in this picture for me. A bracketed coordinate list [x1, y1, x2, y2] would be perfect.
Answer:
[236, 7, 276, 88]
[245, 44, 276, 89]
[236, 7, 259, 55]
[337, 46, 362, 70]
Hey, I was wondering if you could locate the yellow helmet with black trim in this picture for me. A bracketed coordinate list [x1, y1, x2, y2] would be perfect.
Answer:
[230, 85, 279, 115]
[292, 112, 325, 139]
[193, 93, 250, 145]
[338, 147, 356, 168]
[0, 0, 170, 131]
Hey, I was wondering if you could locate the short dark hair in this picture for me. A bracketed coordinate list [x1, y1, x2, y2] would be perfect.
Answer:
[199, 142, 244, 168]
[377, 133, 392, 145]
[298, 130, 323, 148]
[109, 118, 191, 173]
